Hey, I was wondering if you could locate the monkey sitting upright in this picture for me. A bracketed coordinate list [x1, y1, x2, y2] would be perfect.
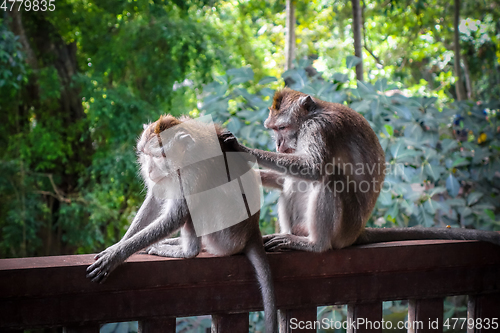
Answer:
[87, 115, 277, 333]
[222, 88, 500, 252]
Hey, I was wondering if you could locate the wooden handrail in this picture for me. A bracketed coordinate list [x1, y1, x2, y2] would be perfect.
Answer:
[1, 239, 499, 332]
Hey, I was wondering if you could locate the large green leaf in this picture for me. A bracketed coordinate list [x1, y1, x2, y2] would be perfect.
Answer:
[346, 55, 362, 68]
[446, 174, 460, 197]
[227, 67, 254, 85]
[424, 199, 438, 214]
[440, 139, 458, 154]
[404, 122, 423, 139]
[466, 192, 484, 206]
[357, 80, 376, 96]
[452, 157, 470, 168]
[418, 205, 434, 227]
[258, 76, 277, 85]
[424, 164, 444, 181]
[226, 117, 242, 134]
[374, 78, 388, 92]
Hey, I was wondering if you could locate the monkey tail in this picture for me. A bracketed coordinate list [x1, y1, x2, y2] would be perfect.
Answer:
[355, 227, 500, 246]
[244, 235, 278, 333]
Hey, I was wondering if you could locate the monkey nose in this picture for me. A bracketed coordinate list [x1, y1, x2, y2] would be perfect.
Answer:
[276, 141, 283, 152]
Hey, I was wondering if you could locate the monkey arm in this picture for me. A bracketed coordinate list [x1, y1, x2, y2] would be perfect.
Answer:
[120, 193, 162, 242]
[223, 133, 323, 180]
[87, 199, 188, 283]
[238, 145, 323, 180]
[259, 169, 284, 190]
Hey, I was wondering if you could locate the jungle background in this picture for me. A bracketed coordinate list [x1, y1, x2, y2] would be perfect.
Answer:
[1, 0, 499, 332]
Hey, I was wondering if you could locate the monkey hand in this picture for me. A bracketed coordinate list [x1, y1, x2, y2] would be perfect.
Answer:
[86, 246, 125, 283]
[220, 129, 242, 152]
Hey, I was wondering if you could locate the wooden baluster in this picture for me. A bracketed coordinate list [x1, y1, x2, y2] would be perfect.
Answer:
[211, 313, 248, 333]
[138, 317, 176, 333]
[347, 302, 382, 333]
[278, 307, 317, 333]
[63, 324, 100, 333]
[467, 293, 500, 333]
[408, 298, 443, 332]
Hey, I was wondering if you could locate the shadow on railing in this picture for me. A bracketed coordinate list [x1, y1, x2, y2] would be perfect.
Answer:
[1, 239, 499, 332]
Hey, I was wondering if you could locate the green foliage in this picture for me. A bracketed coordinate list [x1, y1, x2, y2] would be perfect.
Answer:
[0, 0, 236, 258]
[201, 65, 500, 231]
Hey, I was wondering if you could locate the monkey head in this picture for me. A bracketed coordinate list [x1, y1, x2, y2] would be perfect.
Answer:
[137, 115, 197, 182]
[265, 88, 316, 154]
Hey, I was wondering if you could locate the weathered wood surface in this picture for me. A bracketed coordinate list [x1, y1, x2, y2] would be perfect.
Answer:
[1, 240, 499, 329]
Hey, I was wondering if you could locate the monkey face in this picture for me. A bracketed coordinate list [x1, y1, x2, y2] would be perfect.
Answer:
[272, 125, 298, 154]
[140, 130, 196, 180]
[264, 89, 313, 154]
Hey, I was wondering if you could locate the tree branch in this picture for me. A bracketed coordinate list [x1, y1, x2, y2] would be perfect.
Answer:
[361, 0, 383, 67]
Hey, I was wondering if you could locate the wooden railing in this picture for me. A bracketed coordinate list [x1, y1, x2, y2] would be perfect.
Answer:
[1, 239, 499, 332]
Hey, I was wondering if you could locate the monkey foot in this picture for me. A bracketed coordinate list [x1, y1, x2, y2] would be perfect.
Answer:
[264, 234, 315, 252]
[264, 234, 293, 252]
[262, 233, 279, 244]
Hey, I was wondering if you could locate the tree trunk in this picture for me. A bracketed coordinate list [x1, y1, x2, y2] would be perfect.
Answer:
[453, 0, 466, 100]
[285, 0, 295, 71]
[462, 55, 472, 99]
[352, 0, 363, 81]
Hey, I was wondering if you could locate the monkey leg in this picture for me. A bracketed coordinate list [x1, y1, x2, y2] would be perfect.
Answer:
[147, 243, 199, 258]
[158, 237, 181, 245]
[137, 237, 181, 254]
[147, 221, 200, 259]
[265, 189, 336, 253]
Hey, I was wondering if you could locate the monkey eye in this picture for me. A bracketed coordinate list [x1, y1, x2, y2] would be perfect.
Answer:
[277, 126, 287, 131]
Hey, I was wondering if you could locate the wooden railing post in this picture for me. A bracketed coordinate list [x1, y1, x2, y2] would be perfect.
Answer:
[63, 324, 100, 333]
[467, 293, 500, 333]
[408, 298, 443, 332]
[279, 307, 317, 333]
[347, 302, 382, 333]
[138, 317, 176, 333]
[211, 313, 248, 333]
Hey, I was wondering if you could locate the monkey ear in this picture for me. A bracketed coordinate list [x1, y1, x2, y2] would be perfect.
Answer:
[299, 95, 316, 112]
[176, 132, 195, 146]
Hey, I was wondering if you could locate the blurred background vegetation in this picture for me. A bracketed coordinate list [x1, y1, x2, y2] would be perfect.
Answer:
[1, 0, 499, 332]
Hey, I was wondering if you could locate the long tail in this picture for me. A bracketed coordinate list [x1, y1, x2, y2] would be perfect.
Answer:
[244, 236, 278, 333]
[355, 227, 500, 246]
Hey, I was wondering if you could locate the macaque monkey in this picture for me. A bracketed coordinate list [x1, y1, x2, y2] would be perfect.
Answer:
[223, 88, 500, 251]
[87, 115, 277, 332]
